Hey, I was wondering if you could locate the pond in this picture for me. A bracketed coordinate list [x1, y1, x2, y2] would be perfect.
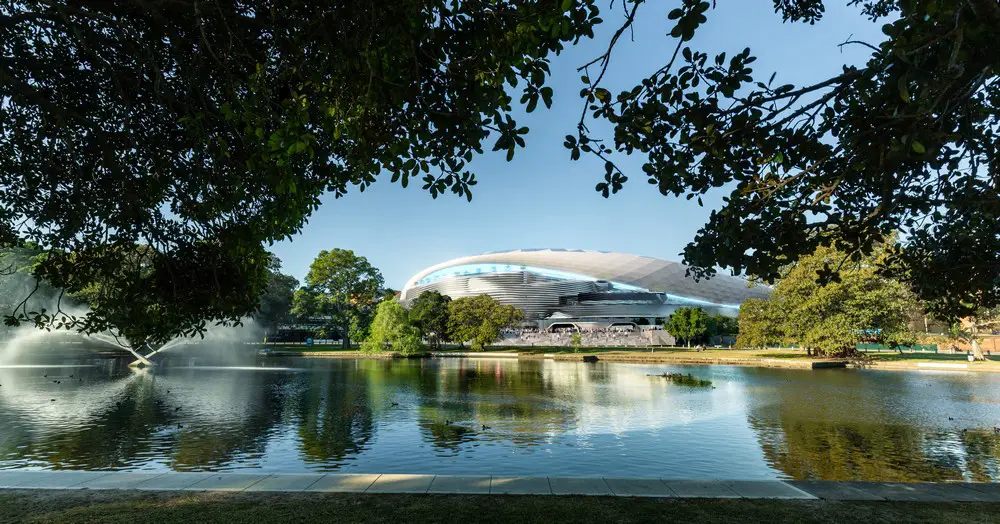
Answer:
[1, 354, 1000, 481]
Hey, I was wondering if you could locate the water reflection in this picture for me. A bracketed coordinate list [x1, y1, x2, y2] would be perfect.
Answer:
[1, 355, 1000, 480]
[744, 368, 1000, 482]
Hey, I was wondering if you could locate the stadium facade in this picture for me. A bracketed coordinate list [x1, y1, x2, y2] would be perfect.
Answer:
[399, 249, 768, 331]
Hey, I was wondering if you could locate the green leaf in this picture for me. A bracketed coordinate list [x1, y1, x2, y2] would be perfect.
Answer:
[540, 87, 553, 108]
[911, 141, 925, 154]
[898, 77, 911, 103]
[526, 96, 538, 113]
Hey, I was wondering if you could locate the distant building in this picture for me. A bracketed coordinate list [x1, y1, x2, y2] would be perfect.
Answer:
[400, 249, 768, 331]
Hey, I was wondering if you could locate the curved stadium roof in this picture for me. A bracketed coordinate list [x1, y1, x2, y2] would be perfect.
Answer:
[400, 248, 768, 306]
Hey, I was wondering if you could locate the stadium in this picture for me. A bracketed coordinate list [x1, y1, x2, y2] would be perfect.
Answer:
[399, 249, 768, 332]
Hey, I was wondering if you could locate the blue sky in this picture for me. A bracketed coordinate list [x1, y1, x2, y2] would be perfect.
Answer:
[271, 1, 885, 289]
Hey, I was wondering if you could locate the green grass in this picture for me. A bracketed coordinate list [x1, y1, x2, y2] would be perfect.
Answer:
[261, 344, 361, 351]
[478, 346, 697, 354]
[2, 491, 998, 524]
[477, 346, 640, 353]
[489, 346, 820, 359]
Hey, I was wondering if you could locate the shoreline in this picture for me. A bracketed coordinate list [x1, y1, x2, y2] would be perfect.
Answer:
[260, 348, 1000, 373]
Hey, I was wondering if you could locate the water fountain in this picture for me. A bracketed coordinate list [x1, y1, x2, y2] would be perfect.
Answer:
[3, 326, 209, 369]
[0, 315, 262, 369]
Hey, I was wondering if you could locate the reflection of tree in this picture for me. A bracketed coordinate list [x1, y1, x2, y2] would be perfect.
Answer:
[413, 359, 573, 451]
[749, 416, 965, 481]
[167, 370, 287, 471]
[0, 362, 291, 471]
[745, 369, 1000, 482]
[295, 364, 374, 466]
[956, 430, 1000, 483]
[0, 372, 165, 469]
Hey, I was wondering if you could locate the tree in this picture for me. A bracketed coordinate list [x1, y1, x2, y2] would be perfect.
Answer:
[566, 0, 1000, 321]
[292, 249, 383, 349]
[255, 256, 299, 338]
[707, 314, 738, 340]
[946, 308, 1000, 361]
[447, 295, 524, 351]
[408, 291, 452, 350]
[0, 245, 74, 325]
[5, 1, 999, 342]
[60, 243, 268, 356]
[737, 241, 918, 356]
[0, 0, 601, 344]
[362, 300, 423, 355]
[737, 298, 784, 350]
[664, 307, 710, 347]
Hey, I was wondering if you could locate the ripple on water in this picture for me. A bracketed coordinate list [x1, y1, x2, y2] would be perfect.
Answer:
[0, 357, 999, 480]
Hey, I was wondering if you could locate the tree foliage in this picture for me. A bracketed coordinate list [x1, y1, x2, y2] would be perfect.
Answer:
[254, 255, 299, 335]
[948, 307, 1000, 360]
[570, 0, 1000, 319]
[447, 295, 524, 351]
[736, 241, 919, 356]
[362, 299, 423, 355]
[408, 290, 452, 350]
[0, 0, 601, 342]
[737, 298, 785, 350]
[55, 243, 268, 348]
[708, 314, 739, 338]
[0, 245, 84, 330]
[291, 249, 383, 348]
[4, 0, 999, 343]
[664, 306, 710, 346]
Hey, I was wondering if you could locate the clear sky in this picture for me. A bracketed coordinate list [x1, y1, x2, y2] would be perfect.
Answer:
[271, 1, 885, 290]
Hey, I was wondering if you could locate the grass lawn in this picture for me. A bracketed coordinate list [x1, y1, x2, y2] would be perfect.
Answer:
[261, 344, 361, 352]
[2, 491, 999, 524]
[256, 345, 1000, 371]
[496, 346, 817, 359]
[864, 351, 1000, 371]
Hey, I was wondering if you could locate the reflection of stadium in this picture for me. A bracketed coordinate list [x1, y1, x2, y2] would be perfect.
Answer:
[400, 249, 768, 330]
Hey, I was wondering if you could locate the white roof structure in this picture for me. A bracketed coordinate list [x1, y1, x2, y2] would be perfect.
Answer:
[400, 248, 768, 306]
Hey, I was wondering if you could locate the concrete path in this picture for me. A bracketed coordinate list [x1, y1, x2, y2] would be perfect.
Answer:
[0, 471, 997, 501]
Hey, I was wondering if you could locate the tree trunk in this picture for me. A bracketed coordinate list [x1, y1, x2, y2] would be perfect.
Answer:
[972, 323, 986, 360]
[342, 321, 351, 349]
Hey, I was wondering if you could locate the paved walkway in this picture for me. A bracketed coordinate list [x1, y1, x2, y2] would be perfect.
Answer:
[1, 471, 998, 501]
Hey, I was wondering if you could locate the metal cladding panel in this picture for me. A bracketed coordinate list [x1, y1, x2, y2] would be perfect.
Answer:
[400, 249, 768, 306]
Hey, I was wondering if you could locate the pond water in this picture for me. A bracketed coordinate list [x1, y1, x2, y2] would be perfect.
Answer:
[2, 354, 1000, 481]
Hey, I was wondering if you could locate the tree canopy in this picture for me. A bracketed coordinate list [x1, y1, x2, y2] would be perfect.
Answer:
[0, 0, 600, 342]
[736, 241, 919, 356]
[2, 0, 998, 342]
[254, 255, 298, 336]
[707, 314, 738, 339]
[948, 307, 1000, 360]
[362, 299, 423, 355]
[291, 249, 384, 348]
[408, 290, 452, 350]
[572, 0, 1000, 321]
[664, 306, 710, 347]
[447, 295, 523, 351]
